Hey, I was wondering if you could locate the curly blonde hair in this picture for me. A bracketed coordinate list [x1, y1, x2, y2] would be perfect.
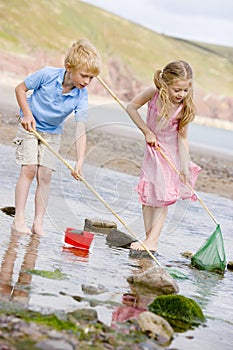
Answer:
[64, 39, 101, 76]
[153, 60, 195, 130]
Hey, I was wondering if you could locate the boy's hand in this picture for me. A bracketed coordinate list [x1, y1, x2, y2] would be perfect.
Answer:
[21, 114, 36, 132]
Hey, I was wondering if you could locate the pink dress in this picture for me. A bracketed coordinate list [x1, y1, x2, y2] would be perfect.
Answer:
[136, 91, 201, 207]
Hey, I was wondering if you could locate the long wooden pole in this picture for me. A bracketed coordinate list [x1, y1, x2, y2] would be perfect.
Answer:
[96, 76, 219, 226]
[30, 128, 161, 266]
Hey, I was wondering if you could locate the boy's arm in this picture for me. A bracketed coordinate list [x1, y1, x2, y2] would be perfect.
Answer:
[72, 121, 87, 179]
[15, 81, 36, 131]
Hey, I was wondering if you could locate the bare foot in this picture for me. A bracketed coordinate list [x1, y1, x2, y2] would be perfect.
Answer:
[11, 221, 32, 234]
[130, 240, 158, 252]
[31, 224, 46, 236]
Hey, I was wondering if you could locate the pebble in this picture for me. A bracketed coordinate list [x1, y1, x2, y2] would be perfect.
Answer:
[35, 339, 75, 350]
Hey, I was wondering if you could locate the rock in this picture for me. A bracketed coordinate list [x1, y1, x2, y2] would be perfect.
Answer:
[129, 249, 158, 259]
[227, 261, 233, 270]
[0, 206, 15, 217]
[106, 228, 135, 248]
[67, 308, 98, 323]
[149, 295, 206, 331]
[136, 339, 162, 349]
[81, 283, 108, 295]
[84, 218, 117, 234]
[0, 344, 17, 350]
[35, 339, 75, 350]
[127, 267, 179, 294]
[138, 311, 174, 345]
[181, 251, 193, 259]
[47, 330, 64, 339]
[112, 305, 147, 323]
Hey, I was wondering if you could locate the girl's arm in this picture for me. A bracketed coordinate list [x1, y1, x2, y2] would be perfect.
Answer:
[126, 86, 158, 146]
[72, 121, 87, 179]
[15, 81, 36, 131]
[178, 124, 190, 179]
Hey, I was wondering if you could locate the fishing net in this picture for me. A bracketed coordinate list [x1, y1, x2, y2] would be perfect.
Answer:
[191, 225, 226, 272]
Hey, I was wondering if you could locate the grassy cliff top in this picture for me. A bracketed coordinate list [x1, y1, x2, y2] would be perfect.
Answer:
[0, 0, 232, 95]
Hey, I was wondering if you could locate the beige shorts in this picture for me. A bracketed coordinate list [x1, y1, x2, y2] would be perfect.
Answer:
[14, 125, 61, 171]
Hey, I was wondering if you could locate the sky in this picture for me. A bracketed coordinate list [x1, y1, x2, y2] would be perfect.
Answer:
[81, 0, 233, 47]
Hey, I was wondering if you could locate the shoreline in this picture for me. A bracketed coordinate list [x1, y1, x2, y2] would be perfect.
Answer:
[0, 74, 232, 201]
[1, 120, 232, 201]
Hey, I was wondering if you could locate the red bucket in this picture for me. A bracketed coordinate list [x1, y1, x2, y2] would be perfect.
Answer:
[64, 227, 94, 251]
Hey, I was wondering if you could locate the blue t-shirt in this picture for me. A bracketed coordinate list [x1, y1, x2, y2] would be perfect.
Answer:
[20, 66, 88, 134]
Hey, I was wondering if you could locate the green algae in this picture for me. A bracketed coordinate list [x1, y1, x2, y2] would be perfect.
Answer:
[1, 308, 77, 332]
[26, 268, 67, 280]
[149, 294, 206, 332]
[0, 305, 149, 349]
[23, 312, 77, 332]
[11, 340, 38, 350]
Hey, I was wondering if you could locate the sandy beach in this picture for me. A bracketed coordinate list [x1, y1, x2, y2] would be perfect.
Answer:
[0, 75, 232, 201]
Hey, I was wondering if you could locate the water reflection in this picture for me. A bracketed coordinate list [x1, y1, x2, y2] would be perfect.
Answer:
[112, 292, 148, 324]
[62, 246, 90, 261]
[111, 257, 159, 327]
[189, 267, 226, 316]
[0, 229, 40, 305]
[1, 144, 233, 349]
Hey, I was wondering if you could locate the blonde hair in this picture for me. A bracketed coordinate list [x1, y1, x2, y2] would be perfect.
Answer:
[153, 60, 195, 130]
[64, 39, 101, 76]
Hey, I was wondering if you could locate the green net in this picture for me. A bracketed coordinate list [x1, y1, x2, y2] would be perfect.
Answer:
[191, 225, 226, 272]
[165, 268, 189, 280]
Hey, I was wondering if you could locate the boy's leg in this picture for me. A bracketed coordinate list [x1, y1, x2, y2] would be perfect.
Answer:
[13, 124, 39, 233]
[32, 166, 52, 235]
[31, 132, 60, 235]
[13, 165, 36, 233]
[130, 205, 168, 251]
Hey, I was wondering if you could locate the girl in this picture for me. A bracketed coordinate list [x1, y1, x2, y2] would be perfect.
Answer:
[12, 39, 101, 235]
[126, 60, 201, 252]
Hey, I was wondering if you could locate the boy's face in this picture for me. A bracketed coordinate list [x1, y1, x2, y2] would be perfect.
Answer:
[69, 69, 94, 89]
[66, 63, 96, 89]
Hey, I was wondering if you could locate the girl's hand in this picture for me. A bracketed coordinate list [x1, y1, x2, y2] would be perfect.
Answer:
[145, 131, 158, 147]
[180, 164, 190, 183]
[72, 161, 83, 180]
[71, 170, 81, 180]
[179, 171, 187, 183]
[178, 130, 190, 182]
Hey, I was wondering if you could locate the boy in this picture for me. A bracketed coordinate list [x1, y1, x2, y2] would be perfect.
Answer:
[12, 39, 101, 235]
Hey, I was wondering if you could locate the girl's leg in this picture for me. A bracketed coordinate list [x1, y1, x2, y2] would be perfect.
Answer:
[130, 205, 168, 251]
[144, 205, 168, 250]
[13, 165, 37, 233]
[32, 165, 52, 235]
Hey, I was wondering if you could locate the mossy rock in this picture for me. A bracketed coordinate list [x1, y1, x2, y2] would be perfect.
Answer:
[148, 294, 206, 332]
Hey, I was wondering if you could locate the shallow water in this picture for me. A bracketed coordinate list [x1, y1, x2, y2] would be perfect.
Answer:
[1, 144, 233, 349]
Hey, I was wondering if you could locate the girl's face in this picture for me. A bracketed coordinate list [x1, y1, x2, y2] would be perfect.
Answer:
[168, 79, 192, 105]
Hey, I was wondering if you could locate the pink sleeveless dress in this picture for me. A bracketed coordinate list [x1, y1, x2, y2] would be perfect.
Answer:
[136, 91, 201, 207]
